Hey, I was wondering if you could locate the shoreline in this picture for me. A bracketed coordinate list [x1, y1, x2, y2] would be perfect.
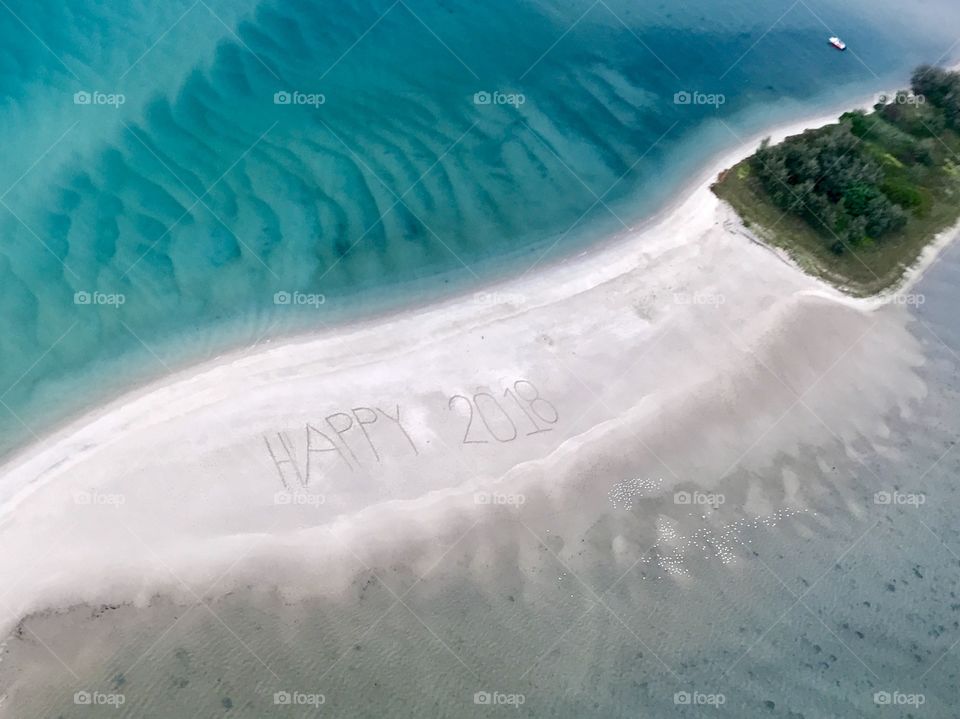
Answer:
[0, 87, 945, 639]
[0, 89, 913, 475]
[713, 61, 960, 306]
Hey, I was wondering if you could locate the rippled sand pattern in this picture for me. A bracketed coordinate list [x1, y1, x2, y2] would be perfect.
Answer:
[0, 0, 948, 455]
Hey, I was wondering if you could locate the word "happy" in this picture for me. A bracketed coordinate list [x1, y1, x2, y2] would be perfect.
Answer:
[264, 405, 417, 488]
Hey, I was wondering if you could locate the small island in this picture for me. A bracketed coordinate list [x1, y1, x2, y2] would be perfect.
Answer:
[713, 65, 960, 295]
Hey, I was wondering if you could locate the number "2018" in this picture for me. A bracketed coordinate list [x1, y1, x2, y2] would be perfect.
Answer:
[448, 380, 558, 444]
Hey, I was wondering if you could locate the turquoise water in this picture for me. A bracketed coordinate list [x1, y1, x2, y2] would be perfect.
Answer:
[0, 0, 958, 457]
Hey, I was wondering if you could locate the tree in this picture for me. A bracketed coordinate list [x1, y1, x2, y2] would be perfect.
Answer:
[912, 65, 960, 128]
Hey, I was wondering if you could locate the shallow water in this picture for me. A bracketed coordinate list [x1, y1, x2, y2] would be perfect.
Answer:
[1, 0, 959, 457]
[3, 240, 960, 717]
[4, 2, 960, 715]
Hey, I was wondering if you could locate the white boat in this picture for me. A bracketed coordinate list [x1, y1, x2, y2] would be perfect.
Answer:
[829, 36, 847, 51]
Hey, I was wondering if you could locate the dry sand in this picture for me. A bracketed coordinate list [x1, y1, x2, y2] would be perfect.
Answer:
[0, 102, 943, 648]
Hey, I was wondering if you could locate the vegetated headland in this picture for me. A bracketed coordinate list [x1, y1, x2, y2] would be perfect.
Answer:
[714, 65, 960, 296]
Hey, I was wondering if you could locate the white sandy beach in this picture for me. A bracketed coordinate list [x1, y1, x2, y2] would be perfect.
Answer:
[0, 98, 945, 658]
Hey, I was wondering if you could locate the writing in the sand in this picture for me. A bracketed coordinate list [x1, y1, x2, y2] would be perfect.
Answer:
[448, 379, 559, 445]
[264, 405, 417, 488]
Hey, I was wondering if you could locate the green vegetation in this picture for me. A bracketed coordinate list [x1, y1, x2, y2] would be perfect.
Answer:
[712, 65, 960, 295]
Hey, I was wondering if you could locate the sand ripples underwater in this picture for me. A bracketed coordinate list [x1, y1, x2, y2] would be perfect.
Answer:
[1, 0, 955, 455]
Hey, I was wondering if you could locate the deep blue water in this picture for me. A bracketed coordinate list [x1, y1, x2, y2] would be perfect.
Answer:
[1, 0, 958, 456]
